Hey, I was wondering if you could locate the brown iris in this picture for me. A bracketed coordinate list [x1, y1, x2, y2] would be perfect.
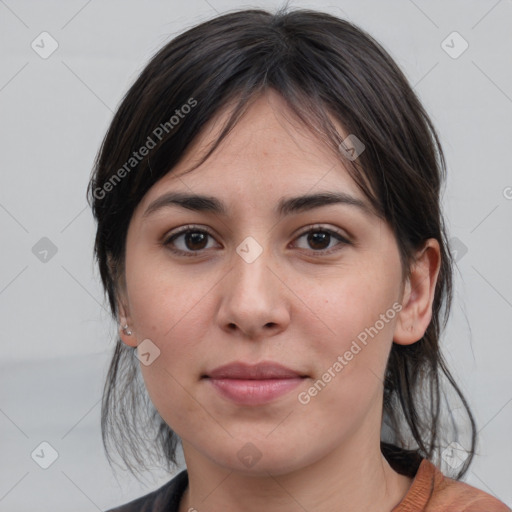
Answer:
[307, 231, 330, 250]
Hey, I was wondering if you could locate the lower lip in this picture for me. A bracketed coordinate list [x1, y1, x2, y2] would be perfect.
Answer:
[206, 377, 304, 405]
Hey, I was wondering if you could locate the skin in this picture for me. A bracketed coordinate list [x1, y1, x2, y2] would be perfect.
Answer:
[116, 90, 441, 512]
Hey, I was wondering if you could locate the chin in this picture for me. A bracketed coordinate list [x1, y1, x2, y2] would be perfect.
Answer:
[200, 437, 319, 477]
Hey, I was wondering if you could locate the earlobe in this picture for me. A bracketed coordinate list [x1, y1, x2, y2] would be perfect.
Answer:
[108, 253, 137, 347]
[117, 299, 137, 347]
[393, 239, 441, 346]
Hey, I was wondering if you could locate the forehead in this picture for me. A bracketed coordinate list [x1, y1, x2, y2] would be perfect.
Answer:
[143, 91, 362, 205]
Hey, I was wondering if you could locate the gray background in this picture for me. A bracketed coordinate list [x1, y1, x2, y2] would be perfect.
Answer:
[0, 0, 511, 510]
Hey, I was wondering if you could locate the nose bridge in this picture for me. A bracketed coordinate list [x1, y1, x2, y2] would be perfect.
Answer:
[216, 233, 289, 336]
[231, 235, 274, 304]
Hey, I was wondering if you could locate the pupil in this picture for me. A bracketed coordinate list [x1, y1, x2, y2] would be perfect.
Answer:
[183, 231, 331, 251]
[186, 232, 207, 250]
[308, 232, 329, 250]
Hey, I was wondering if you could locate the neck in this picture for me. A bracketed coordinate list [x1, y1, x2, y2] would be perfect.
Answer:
[179, 429, 412, 512]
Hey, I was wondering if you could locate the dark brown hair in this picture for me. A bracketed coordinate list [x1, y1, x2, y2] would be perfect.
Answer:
[87, 5, 476, 481]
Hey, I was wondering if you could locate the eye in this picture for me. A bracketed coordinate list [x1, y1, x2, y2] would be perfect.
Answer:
[163, 226, 219, 257]
[292, 226, 350, 254]
[163, 224, 351, 258]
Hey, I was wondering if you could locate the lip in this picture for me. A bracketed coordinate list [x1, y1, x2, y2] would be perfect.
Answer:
[203, 362, 307, 405]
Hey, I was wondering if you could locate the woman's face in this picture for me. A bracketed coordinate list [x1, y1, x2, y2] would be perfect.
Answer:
[119, 91, 407, 475]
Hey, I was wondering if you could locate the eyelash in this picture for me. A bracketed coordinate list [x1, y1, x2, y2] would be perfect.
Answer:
[162, 224, 351, 258]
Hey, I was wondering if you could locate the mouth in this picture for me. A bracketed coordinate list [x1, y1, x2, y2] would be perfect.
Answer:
[202, 361, 308, 405]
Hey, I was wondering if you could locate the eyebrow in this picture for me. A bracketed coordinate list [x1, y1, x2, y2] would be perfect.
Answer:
[142, 191, 373, 220]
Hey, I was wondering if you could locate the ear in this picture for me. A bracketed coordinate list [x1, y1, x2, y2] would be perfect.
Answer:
[117, 301, 137, 347]
[117, 295, 137, 347]
[107, 252, 137, 348]
[393, 238, 441, 345]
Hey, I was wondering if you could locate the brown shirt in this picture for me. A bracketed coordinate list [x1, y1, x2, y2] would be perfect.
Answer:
[392, 459, 510, 511]
[106, 459, 510, 511]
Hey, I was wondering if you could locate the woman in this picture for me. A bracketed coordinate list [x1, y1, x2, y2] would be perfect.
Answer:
[88, 7, 510, 511]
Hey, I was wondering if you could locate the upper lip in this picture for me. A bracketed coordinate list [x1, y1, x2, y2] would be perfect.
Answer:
[205, 362, 305, 379]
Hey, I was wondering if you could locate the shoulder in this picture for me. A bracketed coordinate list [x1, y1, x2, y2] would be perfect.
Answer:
[393, 459, 510, 512]
[105, 470, 188, 512]
[428, 468, 511, 512]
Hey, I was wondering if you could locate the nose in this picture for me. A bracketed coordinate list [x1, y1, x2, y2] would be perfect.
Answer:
[215, 240, 291, 340]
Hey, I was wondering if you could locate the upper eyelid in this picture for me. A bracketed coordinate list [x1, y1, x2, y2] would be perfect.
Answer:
[164, 224, 351, 248]
[294, 224, 350, 239]
[165, 224, 348, 238]
[163, 225, 219, 249]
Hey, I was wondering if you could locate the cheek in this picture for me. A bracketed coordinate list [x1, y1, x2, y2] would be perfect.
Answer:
[297, 260, 401, 405]
[126, 252, 217, 341]
[301, 259, 401, 349]
[124, 255, 220, 413]
[127, 263, 219, 437]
